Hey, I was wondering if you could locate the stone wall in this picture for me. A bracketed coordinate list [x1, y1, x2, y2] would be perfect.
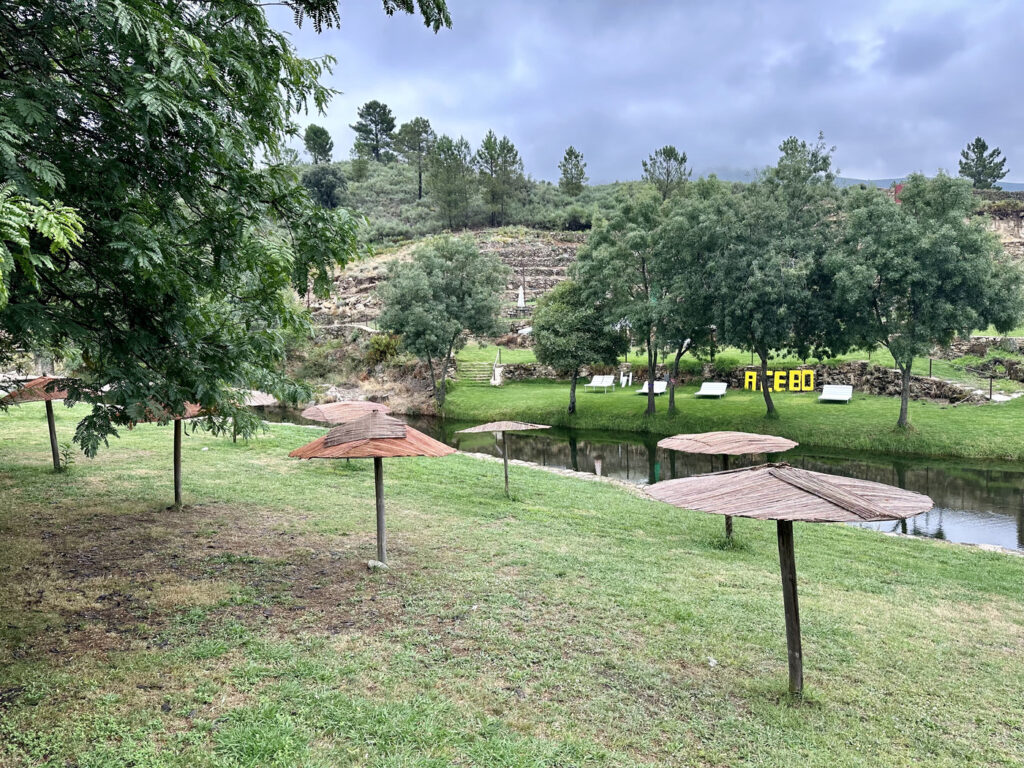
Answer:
[933, 335, 1024, 360]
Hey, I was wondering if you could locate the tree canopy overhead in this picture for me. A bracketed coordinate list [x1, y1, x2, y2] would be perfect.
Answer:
[958, 137, 1009, 190]
[0, 0, 449, 454]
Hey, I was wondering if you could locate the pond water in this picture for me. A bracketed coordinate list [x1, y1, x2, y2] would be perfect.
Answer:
[259, 406, 1024, 554]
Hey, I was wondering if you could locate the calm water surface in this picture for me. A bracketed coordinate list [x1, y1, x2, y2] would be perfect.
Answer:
[260, 406, 1024, 553]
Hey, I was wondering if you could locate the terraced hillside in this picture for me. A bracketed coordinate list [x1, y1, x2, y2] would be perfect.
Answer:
[309, 227, 584, 337]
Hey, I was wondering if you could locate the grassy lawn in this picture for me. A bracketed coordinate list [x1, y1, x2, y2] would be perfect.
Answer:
[444, 379, 1024, 461]
[1, 403, 1023, 766]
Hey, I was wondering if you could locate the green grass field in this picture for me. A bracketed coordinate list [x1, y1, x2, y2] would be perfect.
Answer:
[444, 379, 1024, 461]
[1, 403, 1023, 766]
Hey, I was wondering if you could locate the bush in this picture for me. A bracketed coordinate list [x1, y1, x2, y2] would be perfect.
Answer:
[365, 333, 400, 366]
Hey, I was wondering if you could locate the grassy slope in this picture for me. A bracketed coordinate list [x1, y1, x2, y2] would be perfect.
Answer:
[1, 403, 1023, 767]
[444, 379, 1024, 461]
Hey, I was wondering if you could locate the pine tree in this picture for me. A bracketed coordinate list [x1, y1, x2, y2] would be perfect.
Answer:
[959, 137, 1009, 190]
[303, 124, 334, 164]
[426, 135, 475, 229]
[351, 100, 397, 162]
[395, 117, 436, 199]
[642, 145, 690, 200]
[475, 130, 525, 226]
[558, 146, 588, 197]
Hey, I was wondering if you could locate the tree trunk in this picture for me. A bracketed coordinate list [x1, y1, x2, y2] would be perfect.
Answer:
[897, 361, 912, 429]
[173, 418, 182, 508]
[435, 339, 458, 408]
[646, 336, 657, 416]
[668, 340, 690, 415]
[759, 351, 776, 418]
[45, 400, 60, 472]
[417, 165, 423, 200]
[568, 369, 578, 414]
[425, 352, 439, 401]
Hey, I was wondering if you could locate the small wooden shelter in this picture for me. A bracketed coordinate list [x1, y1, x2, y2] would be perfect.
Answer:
[243, 390, 279, 408]
[300, 400, 391, 424]
[657, 431, 798, 540]
[457, 420, 550, 497]
[647, 463, 932, 695]
[1, 377, 69, 471]
[289, 410, 455, 566]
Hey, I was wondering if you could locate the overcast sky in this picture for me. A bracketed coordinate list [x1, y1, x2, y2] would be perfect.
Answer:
[267, 1, 1024, 184]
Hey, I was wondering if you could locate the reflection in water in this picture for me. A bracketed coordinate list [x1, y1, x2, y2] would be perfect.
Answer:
[258, 407, 1024, 553]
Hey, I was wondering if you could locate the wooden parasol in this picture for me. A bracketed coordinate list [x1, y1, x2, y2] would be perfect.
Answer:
[457, 420, 550, 497]
[1, 377, 70, 471]
[289, 411, 455, 567]
[300, 400, 391, 424]
[657, 431, 798, 541]
[647, 463, 932, 695]
[135, 402, 205, 508]
[243, 390, 279, 408]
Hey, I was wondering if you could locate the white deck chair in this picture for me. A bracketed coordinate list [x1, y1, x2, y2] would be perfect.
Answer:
[818, 384, 853, 403]
[695, 382, 728, 398]
[583, 374, 615, 393]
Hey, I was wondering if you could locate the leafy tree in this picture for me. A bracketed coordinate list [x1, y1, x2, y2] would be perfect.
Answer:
[574, 188, 666, 415]
[651, 177, 731, 413]
[475, 130, 525, 226]
[378, 236, 507, 406]
[558, 146, 588, 197]
[426, 135, 475, 229]
[349, 153, 370, 182]
[958, 137, 1009, 190]
[303, 124, 334, 164]
[713, 135, 841, 418]
[532, 280, 625, 414]
[837, 173, 1023, 428]
[395, 117, 436, 200]
[301, 164, 346, 208]
[351, 100, 397, 162]
[0, 0, 447, 454]
[642, 145, 690, 201]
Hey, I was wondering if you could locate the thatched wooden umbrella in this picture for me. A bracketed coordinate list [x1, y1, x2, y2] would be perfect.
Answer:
[647, 463, 932, 695]
[300, 401, 391, 424]
[456, 421, 550, 497]
[657, 431, 798, 541]
[243, 390, 279, 408]
[289, 410, 454, 566]
[1, 377, 69, 471]
[135, 402, 204, 508]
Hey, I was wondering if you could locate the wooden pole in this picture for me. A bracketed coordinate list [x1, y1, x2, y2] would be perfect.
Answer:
[45, 400, 60, 472]
[374, 457, 387, 564]
[501, 430, 510, 497]
[776, 520, 803, 696]
[173, 419, 182, 508]
[722, 454, 733, 541]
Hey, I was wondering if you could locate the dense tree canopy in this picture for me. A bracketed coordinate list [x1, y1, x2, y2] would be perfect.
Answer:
[377, 236, 507, 405]
[426, 135, 476, 229]
[475, 131, 525, 226]
[303, 124, 334, 164]
[532, 280, 625, 414]
[958, 137, 1009, 190]
[301, 164, 346, 208]
[351, 100, 397, 162]
[837, 173, 1023, 427]
[0, 0, 449, 454]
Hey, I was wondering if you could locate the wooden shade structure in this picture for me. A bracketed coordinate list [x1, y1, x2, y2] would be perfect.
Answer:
[1, 377, 69, 471]
[657, 431, 798, 540]
[457, 421, 550, 497]
[289, 411, 455, 566]
[243, 390, 279, 408]
[300, 400, 391, 424]
[135, 402, 204, 508]
[647, 463, 932, 695]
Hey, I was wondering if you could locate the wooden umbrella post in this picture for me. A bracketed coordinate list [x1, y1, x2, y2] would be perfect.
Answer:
[501, 430, 510, 498]
[45, 400, 60, 472]
[722, 454, 733, 541]
[173, 418, 183, 508]
[374, 456, 387, 564]
[776, 520, 803, 696]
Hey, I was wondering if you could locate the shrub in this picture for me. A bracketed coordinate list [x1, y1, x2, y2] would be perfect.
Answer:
[365, 333, 400, 366]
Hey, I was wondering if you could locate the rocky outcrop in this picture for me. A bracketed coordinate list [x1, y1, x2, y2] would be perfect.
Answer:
[933, 335, 1024, 360]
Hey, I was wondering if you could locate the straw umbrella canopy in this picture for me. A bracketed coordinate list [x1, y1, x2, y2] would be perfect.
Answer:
[647, 463, 932, 695]
[657, 431, 798, 541]
[300, 400, 391, 424]
[1, 377, 69, 471]
[135, 402, 205, 508]
[289, 410, 455, 567]
[242, 390, 279, 408]
[457, 421, 550, 497]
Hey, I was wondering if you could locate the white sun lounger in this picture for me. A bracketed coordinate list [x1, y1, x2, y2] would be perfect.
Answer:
[695, 381, 728, 398]
[583, 374, 615, 393]
[636, 380, 667, 396]
[819, 384, 853, 403]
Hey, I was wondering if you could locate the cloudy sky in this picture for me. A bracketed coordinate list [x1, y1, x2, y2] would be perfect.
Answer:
[267, 0, 1023, 184]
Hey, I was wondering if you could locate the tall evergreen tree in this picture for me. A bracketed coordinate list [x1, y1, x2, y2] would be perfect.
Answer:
[303, 124, 334, 164]
[642, 145, 691, 200]
[426, 135, 476, 229]
[558, 146, 588, 197]
[351, 100, 397, 162]
[958, 137, 1009, 189]
[395, 117, 436, 199]
[475, 130, 525, 226]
